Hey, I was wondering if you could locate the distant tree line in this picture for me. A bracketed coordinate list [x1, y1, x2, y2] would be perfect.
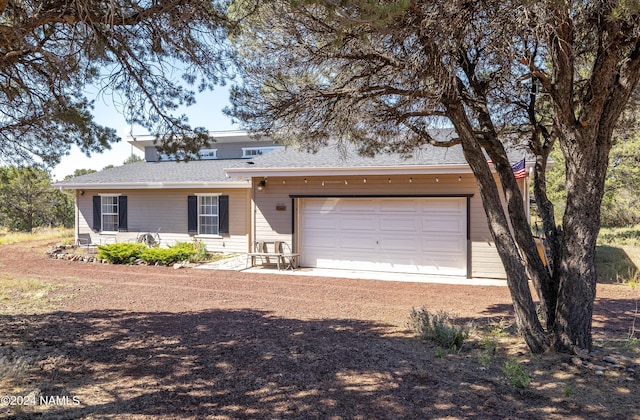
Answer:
[0, 166, 73, 232]
[546, 135, 640, 228]
[0, 154, 141, 232]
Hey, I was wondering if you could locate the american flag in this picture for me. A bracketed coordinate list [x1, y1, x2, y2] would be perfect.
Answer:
[511, 158, 526, 179]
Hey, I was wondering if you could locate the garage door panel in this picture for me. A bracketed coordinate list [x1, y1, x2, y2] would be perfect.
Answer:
[339, 215, 377, 231]
[378, 251, 422, 265]
[300, 197, 467, 276]
[303, 230, 339, 248]
[380, 199, 420, 213]
[379, 216, 419, 231]
[340, 233, 377, 250]
[339, 199, 376, 213]
[378, 235, 420, 252]
[421, 216, 464, 233]
[339, 249, 378, 263]
[304, 198, 339, 213]
[421, 199, 464, 213]
[422, 236, 466, 253]
[303, 213, 339, 230]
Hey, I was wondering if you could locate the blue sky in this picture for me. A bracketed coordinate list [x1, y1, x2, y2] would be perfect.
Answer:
[51, 86, 236, 181]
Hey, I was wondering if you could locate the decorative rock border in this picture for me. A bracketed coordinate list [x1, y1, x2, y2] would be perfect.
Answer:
[46, 244, 104, 263]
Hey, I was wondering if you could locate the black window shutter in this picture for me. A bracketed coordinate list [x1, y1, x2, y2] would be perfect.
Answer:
[187, 195, 198, 234]
[118, 196, 128, 232]
[92, 196, 101, 232]
[219, 195, 229, 236]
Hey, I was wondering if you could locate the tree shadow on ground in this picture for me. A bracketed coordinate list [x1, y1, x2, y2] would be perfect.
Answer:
[478, 297, 638, 340]
[0, 309, 631, 419]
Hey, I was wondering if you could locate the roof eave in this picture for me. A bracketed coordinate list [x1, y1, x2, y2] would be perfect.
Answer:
[224, 164, 476, 177]
[53, 181, 251, 190]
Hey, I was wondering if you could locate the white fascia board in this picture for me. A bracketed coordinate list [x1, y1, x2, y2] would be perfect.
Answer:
[54, 181, 251, 190]
[224, 164, 476, 178]
[127, 130, 258, 152]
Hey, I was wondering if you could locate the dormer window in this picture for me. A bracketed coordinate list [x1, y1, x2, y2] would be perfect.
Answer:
[242, 147, 279, 158]
[199, 148, 218, 160]
[158, 148, 217, 161]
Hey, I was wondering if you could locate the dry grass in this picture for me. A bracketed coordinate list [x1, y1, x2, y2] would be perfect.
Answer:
[0, 228, 73, 246]
[0, 275, 75, 314]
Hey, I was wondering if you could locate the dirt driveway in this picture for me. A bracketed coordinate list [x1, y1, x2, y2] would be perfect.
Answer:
[1, 241, 638, 419]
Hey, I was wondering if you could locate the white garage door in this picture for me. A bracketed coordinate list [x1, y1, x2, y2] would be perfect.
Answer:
[299, 197, 467, 276]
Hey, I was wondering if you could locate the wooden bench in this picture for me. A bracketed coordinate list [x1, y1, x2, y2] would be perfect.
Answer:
[247, 241, 299, 270]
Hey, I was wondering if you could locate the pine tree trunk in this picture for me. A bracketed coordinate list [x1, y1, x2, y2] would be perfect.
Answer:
[552, 129, 611, 352]
[552, 167, 602, 351]
[553, 199, 599, 352]
[449, 110, 549, 352]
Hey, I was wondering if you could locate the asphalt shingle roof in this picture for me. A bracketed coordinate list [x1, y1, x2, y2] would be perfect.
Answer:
[246, 143, 470, 169]
[55, 159, 251, 187]
[56, 129, 529, 188]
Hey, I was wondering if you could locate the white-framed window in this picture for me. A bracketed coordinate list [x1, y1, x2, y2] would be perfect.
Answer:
[158, 148, 218, 161]
[101, 195, 119, 232]
[198, 148, 218, 160]
[241, 147, 280, 158]
[158, 153, 176, 161]
[198, 195, 219, 235]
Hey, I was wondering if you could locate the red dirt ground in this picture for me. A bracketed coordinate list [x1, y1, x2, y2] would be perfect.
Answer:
[0, 240, 638, 419]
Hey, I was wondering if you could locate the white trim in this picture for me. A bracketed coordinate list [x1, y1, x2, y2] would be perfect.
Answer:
[225, 164, 474, 177]
[55, 181, 251, 190]
[194, 192, 222, 197]
[225, 161, 540, 178]
[197, 195, 220, 236]
[198, 148, 218, 160]
[241, 146, 281, 158]
[127, 130, 264, 152]
[100, 195, 120, 233]
[195, 234, 223, 239]
[98, 193, 122, 196]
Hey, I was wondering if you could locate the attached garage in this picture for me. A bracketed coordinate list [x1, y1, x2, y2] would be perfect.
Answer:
[298, 196, 470, 277]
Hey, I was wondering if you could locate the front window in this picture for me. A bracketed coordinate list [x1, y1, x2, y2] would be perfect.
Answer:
[101, 195, 119, 232]
[198, 195, 219, 235]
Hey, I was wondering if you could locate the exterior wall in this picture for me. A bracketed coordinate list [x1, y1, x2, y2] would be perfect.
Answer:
[144, 141, 278, 162]
[215, 140, 277, 159]
[76, 188, 250, 253]
[252, 174, 520, 279]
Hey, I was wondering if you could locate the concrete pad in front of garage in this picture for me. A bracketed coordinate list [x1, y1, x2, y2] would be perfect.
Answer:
[197, 256, 507, 286]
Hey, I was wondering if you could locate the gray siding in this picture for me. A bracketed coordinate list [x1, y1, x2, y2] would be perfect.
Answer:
[215, 141, 277, 159]
[252, 174, 519, 279]
[76, 188, 249, 253]
[144, 141, 278, 162]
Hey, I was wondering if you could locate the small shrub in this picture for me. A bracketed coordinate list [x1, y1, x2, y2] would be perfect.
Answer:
[563, 385, 574, 398]
[408, 307, 469, 350]
[434, 347, 447, 358]
[624, 337, 638, 351]
[97, 243, 146, 264]
[191, 239, 209, 262]
[477, 352, 491, 369]
[502, 357, 531, 389]
[622, 269, 639, 289]
[139, 242, 197, 266]
[0, 355, 31, 388]
[482, 336, 498, 354]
